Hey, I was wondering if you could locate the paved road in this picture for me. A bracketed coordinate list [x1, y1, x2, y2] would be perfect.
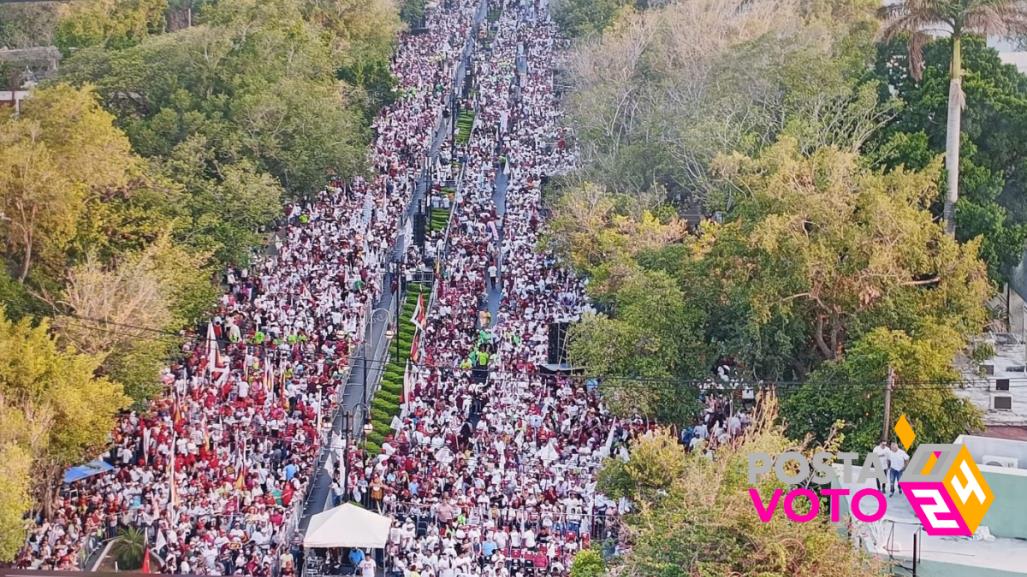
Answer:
[487, 167, 508, 318]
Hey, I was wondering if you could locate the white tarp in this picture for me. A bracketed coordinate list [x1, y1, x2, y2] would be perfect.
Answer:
[303, 503, 392, 549]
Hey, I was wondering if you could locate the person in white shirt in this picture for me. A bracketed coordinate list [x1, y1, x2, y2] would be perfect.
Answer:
[872, 441, 889, 491]
[886, 442, 910, 496]
[522, 528, 536, 549]
[359, 555, 376, 577]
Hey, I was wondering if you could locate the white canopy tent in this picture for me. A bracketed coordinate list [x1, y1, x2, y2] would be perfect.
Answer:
[303, 503, 393, 549]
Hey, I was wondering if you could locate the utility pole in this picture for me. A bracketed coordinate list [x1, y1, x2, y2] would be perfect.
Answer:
[882, 366, 895, 443]
[394, 260, 401, 361]
[362, 350, 368, 410]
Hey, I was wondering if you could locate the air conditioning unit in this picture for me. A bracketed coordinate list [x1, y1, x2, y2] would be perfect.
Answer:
[981, 455, 1019, 469]
[992, 394, 1013, 411]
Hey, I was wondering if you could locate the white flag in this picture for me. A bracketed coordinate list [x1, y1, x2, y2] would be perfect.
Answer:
[323, 451, 334, 477]
[205, 322, 218, 366]
[402, 362, 415, 411]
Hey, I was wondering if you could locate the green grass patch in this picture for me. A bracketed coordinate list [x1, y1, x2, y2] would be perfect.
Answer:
[456, 110, 475, 144]
[429, 209, 450, 233]
[377, 391, 402, 406]
[363, 285, 433, 457]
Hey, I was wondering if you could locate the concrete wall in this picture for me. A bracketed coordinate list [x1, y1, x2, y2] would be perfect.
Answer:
[956, 436, 1027, 469]
[980, 469, 1027, 539]
[954, 435, 1027, 539]
[913, 560, 1027, 577]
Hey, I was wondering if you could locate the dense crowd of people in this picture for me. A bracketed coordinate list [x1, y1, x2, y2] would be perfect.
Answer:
[332, 4, 628, 576]
[16, 0, 484, 573]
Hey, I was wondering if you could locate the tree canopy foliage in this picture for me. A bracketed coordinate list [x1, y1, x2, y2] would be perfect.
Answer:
[600, 406, 884, 577]
[0, 83, 143, 285]
[558, 141, 989, 399]
[560, 0, 884, 205]
[0, 311, 130, 546]
[551, 0, 994, 456]
[871, 36, 1027, 283]
[0, 2, 61, 49]
[56, 0, 375, 266]
[783, 325, 983, 453]
[0, 0, 405, 556]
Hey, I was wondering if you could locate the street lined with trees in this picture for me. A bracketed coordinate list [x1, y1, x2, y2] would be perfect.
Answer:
[2, 0, 1027, 574]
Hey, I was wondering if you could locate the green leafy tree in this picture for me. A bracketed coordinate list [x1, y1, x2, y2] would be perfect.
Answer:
[399, 0, 426, 28]
[0, 399, 37, 563]
[55, 0, 169, 54]
[111, 526, 147, 570]
[551, 140, 991, 410]
[569, 267, 708, 423]
[783, 325, 984, 453]
[57, 0, 372, 264]
[608, 414, 884, 577]
[0, 311, 130, 518]
[880, 0, 1027, 236]
[551, 0, 632, 37]
[562, 0, 881, 205]
[0, 3, 61, 49]
[699, 139, 990, 375]
[597, 430, 686, 503]
[569, 550, 605, 577]
[872, 37, 1027, 283]
[0, 83, 142, 284]
[53, 235, 214, 404]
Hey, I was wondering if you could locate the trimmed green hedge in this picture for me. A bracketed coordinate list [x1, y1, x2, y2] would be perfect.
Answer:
[372, 398, 400, 415]
[380, 392, 401, 404]
[429, 209, 450, 232]
[363, 287, 432, 457]
[456, 110, 475, 144]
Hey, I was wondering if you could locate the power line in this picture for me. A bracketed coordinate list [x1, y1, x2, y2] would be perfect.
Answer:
[56, 316, 1020, 392]
[57, 313, 183, 338]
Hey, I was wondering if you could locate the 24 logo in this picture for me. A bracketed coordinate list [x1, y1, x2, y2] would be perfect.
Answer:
[900, 442, 994, 536]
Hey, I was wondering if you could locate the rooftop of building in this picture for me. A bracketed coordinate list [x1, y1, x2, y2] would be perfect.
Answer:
[957, 339, 1027, 427]
[834, 464, 1027, 574]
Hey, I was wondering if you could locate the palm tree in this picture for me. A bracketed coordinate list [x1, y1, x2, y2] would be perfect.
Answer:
[880, 0, 1027, 236]
[110, 526, 147, 571]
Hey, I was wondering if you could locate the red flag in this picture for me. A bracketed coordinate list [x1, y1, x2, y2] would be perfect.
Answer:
[235, 465, 247, 491]
[410, 293, 426, 331]
[409, 332, 421, 364]
[281, 371, 289, 409]
[141, 548, 151, 573]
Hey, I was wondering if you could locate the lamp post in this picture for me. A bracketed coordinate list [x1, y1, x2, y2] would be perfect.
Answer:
[316, 384, 324, 434]
[393, 258, 403, 361]
[450, 91, 458, 161]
